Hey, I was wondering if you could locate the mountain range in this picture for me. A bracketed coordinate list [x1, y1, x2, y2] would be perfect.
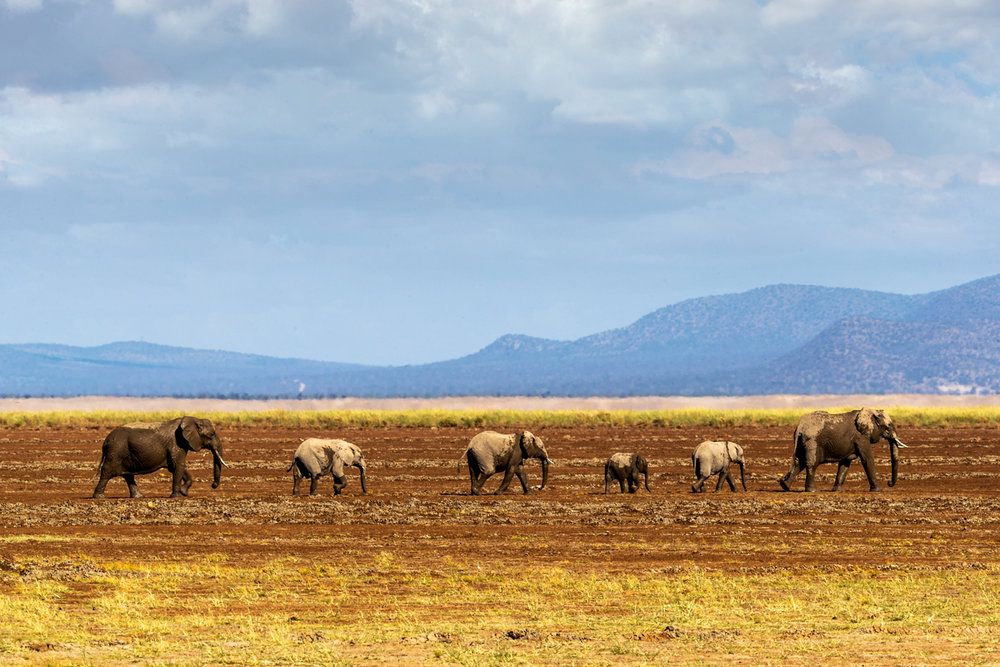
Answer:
[4, 274, 1000, 397]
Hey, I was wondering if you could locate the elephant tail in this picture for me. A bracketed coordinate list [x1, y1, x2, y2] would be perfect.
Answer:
[92, 452, 105, 481]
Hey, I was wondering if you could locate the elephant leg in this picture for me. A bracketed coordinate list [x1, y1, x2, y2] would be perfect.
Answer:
[92, 470, 115, 498]
[169, 462, 187, 498]
[723, 470, 737, 492]
[627, 474, 637, 493]
[333, 474, 347, 495]
[292, 466, 302, 496]
[123, 475, 144, 498]
[468, 464, 479, 495]
[779, 456, 803, 491]
[604, 468, 612, 494]
[180, 469, 194, 496]
[692, 474, 708, 493]
[858, 450, 881, 492]
[309, 475, 319, 495]
[471, 472, 488, 496]
[494, 467, 517, 495]
[833, 461, 851, 491]
[514, 465, 531, 494]
[714, 470, 727, 492]
[618, 476, 626, 494]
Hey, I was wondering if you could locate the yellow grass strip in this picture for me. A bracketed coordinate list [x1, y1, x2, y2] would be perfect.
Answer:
[0, 406, 998, 429]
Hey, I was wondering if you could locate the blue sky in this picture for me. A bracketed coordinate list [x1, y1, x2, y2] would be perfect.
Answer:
[2, 1, 999, 365]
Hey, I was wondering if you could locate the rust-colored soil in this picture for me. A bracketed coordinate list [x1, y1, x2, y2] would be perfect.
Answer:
[1, 424, 998, 571]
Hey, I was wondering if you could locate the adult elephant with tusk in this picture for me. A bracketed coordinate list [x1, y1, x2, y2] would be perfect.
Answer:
[92, 416, 228, 498]
[778, 407, 907, 493]
[458, 430, 553, 495]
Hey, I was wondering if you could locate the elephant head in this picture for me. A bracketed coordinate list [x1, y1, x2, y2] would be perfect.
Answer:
[518, 431, 553, 490]
[855, 408, 907, 487]
[178, 416, 229, 488]
[634, 454, 652, 492]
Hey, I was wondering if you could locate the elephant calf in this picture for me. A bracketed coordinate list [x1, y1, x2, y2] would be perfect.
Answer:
[288, 438, 368, 496]
[691, 440, 747, 493]
[604, 452, 651, 494]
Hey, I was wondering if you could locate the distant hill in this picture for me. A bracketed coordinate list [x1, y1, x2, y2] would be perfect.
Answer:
[3, 274, 1000, 397]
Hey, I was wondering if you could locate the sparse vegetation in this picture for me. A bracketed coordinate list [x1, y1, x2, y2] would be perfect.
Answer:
[1, 555, 997, 664]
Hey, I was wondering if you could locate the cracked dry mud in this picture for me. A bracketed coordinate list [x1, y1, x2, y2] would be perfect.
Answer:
[0, 424, 997, 572]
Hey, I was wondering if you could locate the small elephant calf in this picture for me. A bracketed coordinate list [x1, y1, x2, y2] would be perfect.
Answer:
[691, 440, 747, 493]
[288, 438, 368, 496]
[604, 452, 651, 494]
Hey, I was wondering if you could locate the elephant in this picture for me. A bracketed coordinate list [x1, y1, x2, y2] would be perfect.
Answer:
[778, 408, 908, 492]
[92, 416, 228, 498]
[604, 452, 651, 494]
[458, 430, 553, 495]
[691, 440, 746, 493]
[288, 438, 368, 496]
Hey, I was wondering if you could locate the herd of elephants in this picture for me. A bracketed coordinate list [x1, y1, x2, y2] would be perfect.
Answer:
[90, 407, 907, 499]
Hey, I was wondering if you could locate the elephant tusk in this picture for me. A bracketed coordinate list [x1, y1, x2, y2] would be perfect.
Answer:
[216, 454, 231, 468]
[893, 440, 908, 448]
[545, 458, 556, 465]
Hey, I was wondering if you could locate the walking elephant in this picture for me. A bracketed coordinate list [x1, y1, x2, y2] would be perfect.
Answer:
[288, 438, 368, 496]
[691, 440, 746, 493]
[604, 452, 651, 494]
[458, 430, 553, 495]
[92, 416, 228, 498]
[778, 408, 907, 492]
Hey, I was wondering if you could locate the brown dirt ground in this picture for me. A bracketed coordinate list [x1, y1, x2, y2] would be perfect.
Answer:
[1, 423, 998, 571]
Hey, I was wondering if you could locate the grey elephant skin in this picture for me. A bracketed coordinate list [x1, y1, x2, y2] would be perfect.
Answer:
[288, 438, 368, 496]
[691, 440, 746, 493]
[604, 452, 651, 494]
[92, 416, 227, 498]
[459, 430, 553, 495]
[779, 408, 907, 492]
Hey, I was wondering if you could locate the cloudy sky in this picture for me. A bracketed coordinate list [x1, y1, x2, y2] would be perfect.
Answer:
[2, 1, 999, 365]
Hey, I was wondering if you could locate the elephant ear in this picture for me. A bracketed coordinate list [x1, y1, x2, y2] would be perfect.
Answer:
[521, 432, 546, 459]
[179, 416, 204, 451]
[855, 408, 878, 443]
[331, 453, 346, 478]
[635, 454, 647, 471]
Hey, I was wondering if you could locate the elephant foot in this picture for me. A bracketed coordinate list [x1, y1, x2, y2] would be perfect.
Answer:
[869, 486, 882, 492]
[92, 492, 106, 499]
[778, 477, 791, 492]
[169, 492, 184, 498]
[804, 486, 817, 493]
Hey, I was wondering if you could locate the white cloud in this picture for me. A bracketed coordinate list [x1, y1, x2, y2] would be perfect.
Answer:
[3, 0, 43, 12]
[638, 117, 894, 180]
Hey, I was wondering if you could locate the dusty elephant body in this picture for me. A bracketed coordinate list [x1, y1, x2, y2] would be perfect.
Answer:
[459, 430, 553, 495]
[691, 441, 746, 493]
[92, 417, 227, 498]
[604, 452, 651, 494]
[778, 408, 907, 492]
[289, 438, 368, 496]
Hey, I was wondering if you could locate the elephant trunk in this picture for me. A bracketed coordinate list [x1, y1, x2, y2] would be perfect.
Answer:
[888, 440, 901, 487]
[539, 458, 549, 490]
[643, 469, 651, 493]
[738, 461, 747, 491]
[359, 465, 368, 494]
[211, 445, 227, 489]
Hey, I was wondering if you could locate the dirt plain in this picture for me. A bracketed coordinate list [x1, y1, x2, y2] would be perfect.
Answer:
[1, 418, 999, 663]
